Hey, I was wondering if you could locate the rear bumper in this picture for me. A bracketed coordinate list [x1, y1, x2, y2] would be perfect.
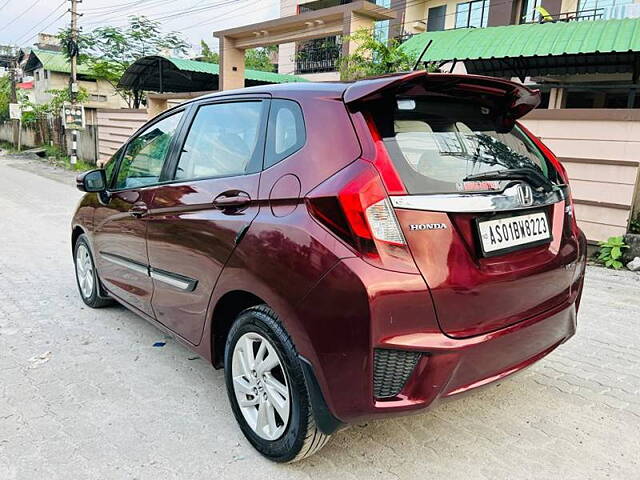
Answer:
[372, 302, 576, 417]
[295, 255, 583, 425]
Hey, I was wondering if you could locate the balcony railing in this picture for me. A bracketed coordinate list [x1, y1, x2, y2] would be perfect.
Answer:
[298, 0, 375, 13]
[295, 42, 342, 74]
[522, 8, 605, 23]
[525, 6, 640, 23]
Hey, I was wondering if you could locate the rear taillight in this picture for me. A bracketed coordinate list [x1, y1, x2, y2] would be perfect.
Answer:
[306, 160, 418, 273]
[363, 114, 406, 195]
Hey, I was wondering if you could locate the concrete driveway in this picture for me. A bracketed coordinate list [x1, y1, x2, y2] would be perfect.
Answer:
[1, 153, 639, 480]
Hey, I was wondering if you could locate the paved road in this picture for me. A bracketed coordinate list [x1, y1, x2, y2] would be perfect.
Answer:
[1, 153, 639, 480]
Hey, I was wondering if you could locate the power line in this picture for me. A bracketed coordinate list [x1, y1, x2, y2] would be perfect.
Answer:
[151, 0, 246, 22]
[14, 0, 67, 45]
[74, 0, 518, 52]
[82, 0, 434, 41]
[0, 0, 11, 11]
[83, 0, 168, 12]
[82, 0, 176, 23]
[18, 10, 69, 46]
[81, 0, 244, 28]
[0, 0, 46, 32]
[176, 0, 462, 35]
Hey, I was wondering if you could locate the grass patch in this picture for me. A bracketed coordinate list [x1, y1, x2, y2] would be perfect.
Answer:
[42, 144, 94, 172]
[1, 141, 93, 171]
[0, 140, 18, 153]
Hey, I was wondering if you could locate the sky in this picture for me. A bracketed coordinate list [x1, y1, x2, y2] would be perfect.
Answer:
[0, 0, 281, 53]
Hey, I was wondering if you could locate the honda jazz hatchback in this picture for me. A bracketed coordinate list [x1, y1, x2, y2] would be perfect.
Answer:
[72, 72, 587, 462]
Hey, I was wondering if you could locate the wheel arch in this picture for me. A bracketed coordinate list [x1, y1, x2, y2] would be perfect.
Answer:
[211, 290, 266, 368]
[71, 225, 86, 253]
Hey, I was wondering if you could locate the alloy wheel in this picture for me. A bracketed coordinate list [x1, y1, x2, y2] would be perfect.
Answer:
[75, 243, 94, 299]
[231, 332, 291, 441]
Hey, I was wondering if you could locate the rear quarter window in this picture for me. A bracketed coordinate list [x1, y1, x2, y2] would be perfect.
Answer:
[265, 99, 306, 169]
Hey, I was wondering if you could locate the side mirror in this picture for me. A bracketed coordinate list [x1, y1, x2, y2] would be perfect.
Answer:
[76, 169, 107, 193]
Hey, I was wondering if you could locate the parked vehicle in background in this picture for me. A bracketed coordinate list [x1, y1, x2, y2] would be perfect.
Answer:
[71, 71, 587, 462]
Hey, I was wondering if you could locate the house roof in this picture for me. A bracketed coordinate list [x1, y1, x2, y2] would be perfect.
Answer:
[118, 55, 306, 93]
[401, 18, 640, 78]
[23, 49, 94, 75]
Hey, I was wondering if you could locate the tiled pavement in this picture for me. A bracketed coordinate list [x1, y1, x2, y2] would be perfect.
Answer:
[1, 153, 639, 479]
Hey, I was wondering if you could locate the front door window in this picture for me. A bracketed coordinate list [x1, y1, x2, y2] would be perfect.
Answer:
[115, 111, 183, 190]
[174, 101, 265, 181]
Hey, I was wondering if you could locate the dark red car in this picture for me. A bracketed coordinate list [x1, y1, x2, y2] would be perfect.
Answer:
[72, 72, 587, 462]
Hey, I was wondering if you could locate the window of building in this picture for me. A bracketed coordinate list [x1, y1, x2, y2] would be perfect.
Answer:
[455, 0, 489, 28]
[520, 0, 542, 23]
[115, 111, 183, 190]
[265, 100, 306, 169]
[577, 0, 633, 19]
[564, 88, 640, 109]
[44, 70, 49, 79]
[427, 5, 447, 31]
[35, 70, 40, 81]
[89, 94, 108, 102]
[174, 101, 266, 181]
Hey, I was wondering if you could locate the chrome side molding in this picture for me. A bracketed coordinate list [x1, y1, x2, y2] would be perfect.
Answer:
[100, 252, 197, 292]
[390, 184, 566, 213]
[101, 252, 149, 275]
[150, 268, 198, 292]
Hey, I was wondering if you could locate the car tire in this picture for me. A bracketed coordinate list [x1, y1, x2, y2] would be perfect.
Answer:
[224, 305, 331, 463]
[74, 234, 112, 308]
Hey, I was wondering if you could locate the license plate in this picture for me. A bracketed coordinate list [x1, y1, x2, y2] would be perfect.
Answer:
[478, 211, 551, 256]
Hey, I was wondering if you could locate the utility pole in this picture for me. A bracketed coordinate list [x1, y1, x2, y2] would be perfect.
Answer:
[69, 0, 80, 165]
[9, 55, 19, 148]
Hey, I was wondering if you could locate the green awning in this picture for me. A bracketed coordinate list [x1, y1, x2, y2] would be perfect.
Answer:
[119, 55, 307, 93]
[401, 18, 640, 78]
[164, 57, 308, 84]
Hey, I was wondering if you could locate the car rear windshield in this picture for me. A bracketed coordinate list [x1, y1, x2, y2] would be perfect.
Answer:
[374, 96, 558, 195]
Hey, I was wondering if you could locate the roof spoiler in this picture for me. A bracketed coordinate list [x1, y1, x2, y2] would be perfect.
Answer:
[343, 71, 540, 127]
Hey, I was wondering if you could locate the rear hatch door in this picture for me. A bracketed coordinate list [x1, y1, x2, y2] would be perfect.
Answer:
[347, 73, 580, 338]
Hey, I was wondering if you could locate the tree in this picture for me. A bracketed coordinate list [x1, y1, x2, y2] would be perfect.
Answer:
[61, 16, 190, 108]
[21, 87, 89, 123]
[199, 40, 219, 63]
[245, 46, 277, 72]
[0, 76, 11, 122]
[339, 28, 417, 81]
[199, 40, 276, 72]
[20, 88, 90, 146]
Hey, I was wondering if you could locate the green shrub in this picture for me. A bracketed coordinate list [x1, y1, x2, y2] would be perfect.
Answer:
[630, 214, 640, 234]
[597, 236, 629, 269]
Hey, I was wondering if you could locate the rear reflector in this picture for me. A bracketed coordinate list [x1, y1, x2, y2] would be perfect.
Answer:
[366, 199, 405, 245]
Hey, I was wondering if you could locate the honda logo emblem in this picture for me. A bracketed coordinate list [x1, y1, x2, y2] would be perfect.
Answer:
[516, 183, 534, 207]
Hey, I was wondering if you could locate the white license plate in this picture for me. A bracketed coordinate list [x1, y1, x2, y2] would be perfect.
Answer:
[478, 212, 551, 255]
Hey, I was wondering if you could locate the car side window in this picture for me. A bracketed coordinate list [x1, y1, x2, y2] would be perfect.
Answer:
[102, 147, 122, 188]
[174, 101, 265, 181]
[265, 99, 306, 169]
[115, 111, 183, 190]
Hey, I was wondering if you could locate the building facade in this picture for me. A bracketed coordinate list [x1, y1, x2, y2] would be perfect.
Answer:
[278, 0, 640, 81]
[22, 49, 129, 110]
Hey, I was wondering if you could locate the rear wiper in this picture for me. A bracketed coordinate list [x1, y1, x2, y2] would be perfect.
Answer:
[463, 167, 553, 193]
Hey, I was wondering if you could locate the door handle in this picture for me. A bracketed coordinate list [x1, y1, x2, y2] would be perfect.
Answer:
[212, 191, 251, 212]
[129, 202, 148, 217]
